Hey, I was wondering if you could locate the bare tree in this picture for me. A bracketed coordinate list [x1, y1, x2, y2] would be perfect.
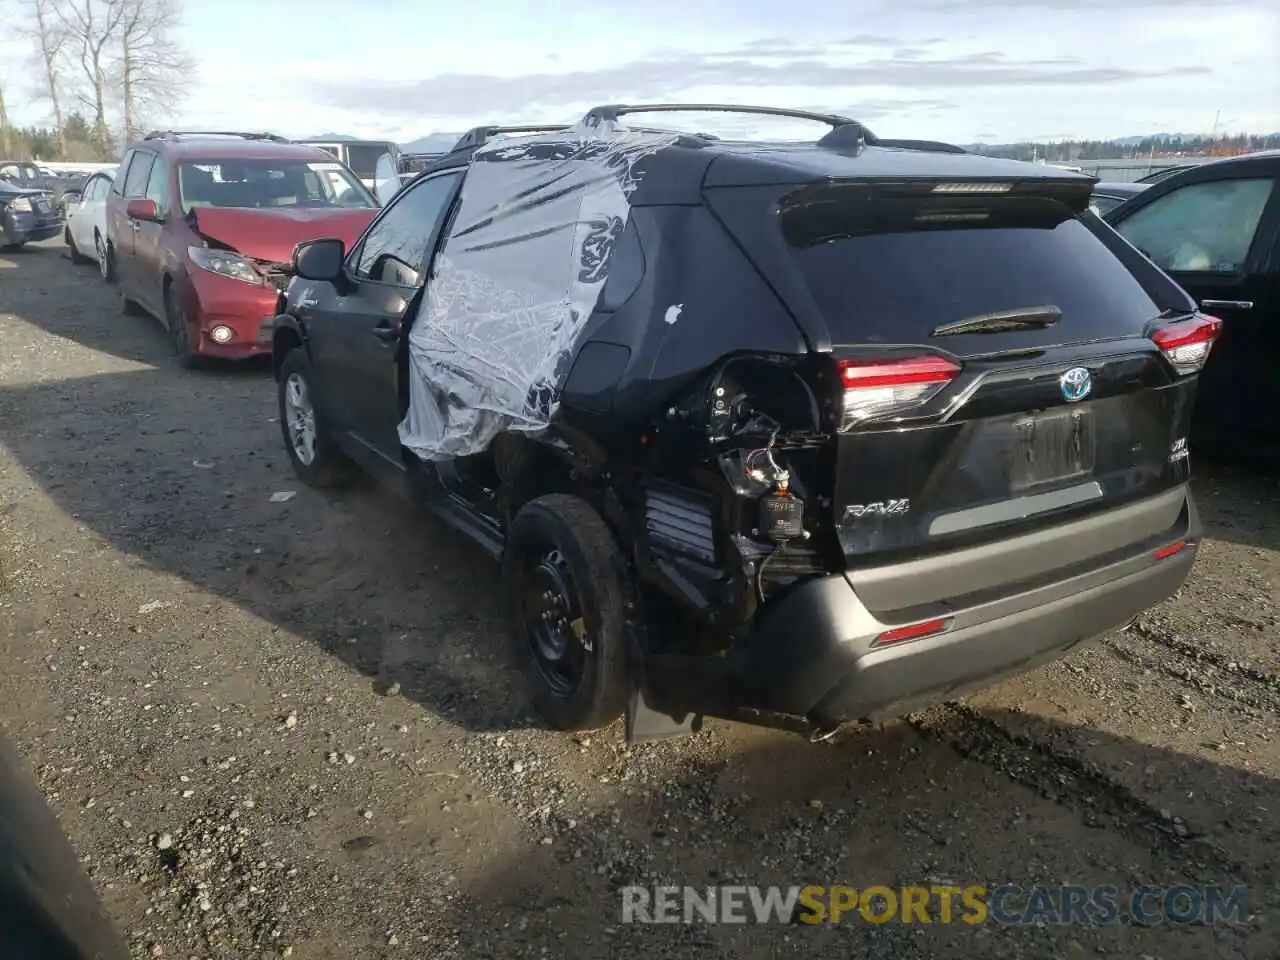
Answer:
[0, 0, 14, 157]
[0, 78, 11, 157]
[57, 0, 128, 153]
[115, 0, 193, 143]
[19, 0, 69, 155]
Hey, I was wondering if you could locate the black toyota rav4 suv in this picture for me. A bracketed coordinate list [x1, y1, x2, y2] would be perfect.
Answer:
[271, 104, 1213, 743]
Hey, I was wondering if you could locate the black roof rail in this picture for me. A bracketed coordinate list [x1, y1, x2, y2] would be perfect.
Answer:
[141, 130, 290, 143]
[451, 124, 572, 152]
[582, 103, 879, 150]
[583, 103, 857, 128]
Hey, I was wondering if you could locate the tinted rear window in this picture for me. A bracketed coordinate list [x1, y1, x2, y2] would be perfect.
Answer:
[345, 144, 394, 179]
[780, 192, 1191, 348]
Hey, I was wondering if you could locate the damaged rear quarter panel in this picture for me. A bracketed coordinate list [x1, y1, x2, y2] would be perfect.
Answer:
[398, 122, 684, 462]
[397, 123, 812, 462]
[581, 204, 810, 425]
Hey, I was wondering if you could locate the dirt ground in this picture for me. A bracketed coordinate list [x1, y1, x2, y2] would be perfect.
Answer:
[0, 237, 1277, 960]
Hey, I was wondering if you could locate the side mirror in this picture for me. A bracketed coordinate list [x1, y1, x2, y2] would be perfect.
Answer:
[293, 238, 346, 282]
[125, 197, 160, 221]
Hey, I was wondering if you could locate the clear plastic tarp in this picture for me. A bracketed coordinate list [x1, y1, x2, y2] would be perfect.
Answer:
[398, 121, 680, 461]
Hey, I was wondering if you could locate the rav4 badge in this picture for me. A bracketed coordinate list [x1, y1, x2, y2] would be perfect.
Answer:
[842, 500, 910, 524]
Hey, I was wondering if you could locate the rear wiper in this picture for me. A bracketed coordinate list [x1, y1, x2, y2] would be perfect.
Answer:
[931, 305, 1062, 337]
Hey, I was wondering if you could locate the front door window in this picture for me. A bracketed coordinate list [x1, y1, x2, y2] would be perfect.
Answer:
[1114, 177, 1275, 274]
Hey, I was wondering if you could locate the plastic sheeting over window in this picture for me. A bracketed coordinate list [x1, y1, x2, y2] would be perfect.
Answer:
[398, 122, 680, 461]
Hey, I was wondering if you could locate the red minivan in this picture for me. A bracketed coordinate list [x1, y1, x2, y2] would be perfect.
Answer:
[105, 132, 380, 366]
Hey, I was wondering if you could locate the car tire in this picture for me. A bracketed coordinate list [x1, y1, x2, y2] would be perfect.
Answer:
[96, 234, 115, 283]
[503, 494, 629, 732]
[163, 284, 203, 369]
[277, 349, 353, 488]
[67, 229, 91, 264]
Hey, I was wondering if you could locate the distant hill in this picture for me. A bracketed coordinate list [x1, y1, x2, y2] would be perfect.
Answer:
[400, 133, 464, 154]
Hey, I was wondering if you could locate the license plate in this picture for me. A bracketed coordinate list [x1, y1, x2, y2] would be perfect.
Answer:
[1010, 407, 1096, 490]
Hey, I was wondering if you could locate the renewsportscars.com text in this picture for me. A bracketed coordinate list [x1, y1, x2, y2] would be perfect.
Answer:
[620, 884, 1250, 926]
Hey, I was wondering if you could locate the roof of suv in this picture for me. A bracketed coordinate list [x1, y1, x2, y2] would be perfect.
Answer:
[415, 105, 1097, 193]
[1189, 148, 1280, 172]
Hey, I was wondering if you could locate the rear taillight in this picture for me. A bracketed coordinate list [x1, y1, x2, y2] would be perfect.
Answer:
[837, 355, 961, 429]
[1151, 314, 1222, 376]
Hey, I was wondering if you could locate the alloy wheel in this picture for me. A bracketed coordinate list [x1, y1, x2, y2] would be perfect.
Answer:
[96, 236, 110, 280]
[284, 373, 318, 466]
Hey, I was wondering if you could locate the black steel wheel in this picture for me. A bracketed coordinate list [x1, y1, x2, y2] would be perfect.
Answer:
[522, 546, 588, 697]
[504, 495, 629, 731]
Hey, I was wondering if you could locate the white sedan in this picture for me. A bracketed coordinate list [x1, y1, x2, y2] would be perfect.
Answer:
[65, 169, 115, 281]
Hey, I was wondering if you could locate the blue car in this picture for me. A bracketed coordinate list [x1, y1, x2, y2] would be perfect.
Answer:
[0, 180, 63, 250]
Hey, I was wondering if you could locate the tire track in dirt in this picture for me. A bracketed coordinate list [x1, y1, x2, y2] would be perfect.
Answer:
[909, 703, 1247, 880]
[1104, 622, 1280, 718]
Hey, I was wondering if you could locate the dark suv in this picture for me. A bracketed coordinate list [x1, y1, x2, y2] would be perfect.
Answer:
[271, 104, 1213, 743]
[0, 159, 88, 215]
[1104, 150, 1280, 460]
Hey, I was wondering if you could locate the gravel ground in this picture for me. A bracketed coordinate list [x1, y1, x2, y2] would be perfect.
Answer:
[1, 238, 1277, 960]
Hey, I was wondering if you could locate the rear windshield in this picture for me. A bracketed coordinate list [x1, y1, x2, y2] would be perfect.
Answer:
[344, 144, 395, 180]
[779, 190, 1192, 347]
[176, 159, 375, 213]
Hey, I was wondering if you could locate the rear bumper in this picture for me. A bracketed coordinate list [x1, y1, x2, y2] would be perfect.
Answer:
[730, 491, 1201, 725]
[1, 211, 63, 245]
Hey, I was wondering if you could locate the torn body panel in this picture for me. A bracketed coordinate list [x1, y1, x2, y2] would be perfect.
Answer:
[398, 122, 682, 462]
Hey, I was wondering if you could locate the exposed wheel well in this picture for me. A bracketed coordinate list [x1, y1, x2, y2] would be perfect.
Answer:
[272, 328, 303, 380]
[493, 437, 572, 513]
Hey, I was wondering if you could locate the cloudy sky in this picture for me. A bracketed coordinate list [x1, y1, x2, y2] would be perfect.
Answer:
[2, 0, 1277, 144]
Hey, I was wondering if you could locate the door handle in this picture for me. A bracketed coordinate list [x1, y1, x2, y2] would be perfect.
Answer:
[373, 322, 399, 342]
[1200, 299, 1252, 311]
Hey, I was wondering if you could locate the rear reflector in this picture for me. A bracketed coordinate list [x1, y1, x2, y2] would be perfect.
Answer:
[1151, 314, 1222, 376]
[837, 355, 961, 428]
[875, 617, 952, 647]
[1152, 538, 1192, 560]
